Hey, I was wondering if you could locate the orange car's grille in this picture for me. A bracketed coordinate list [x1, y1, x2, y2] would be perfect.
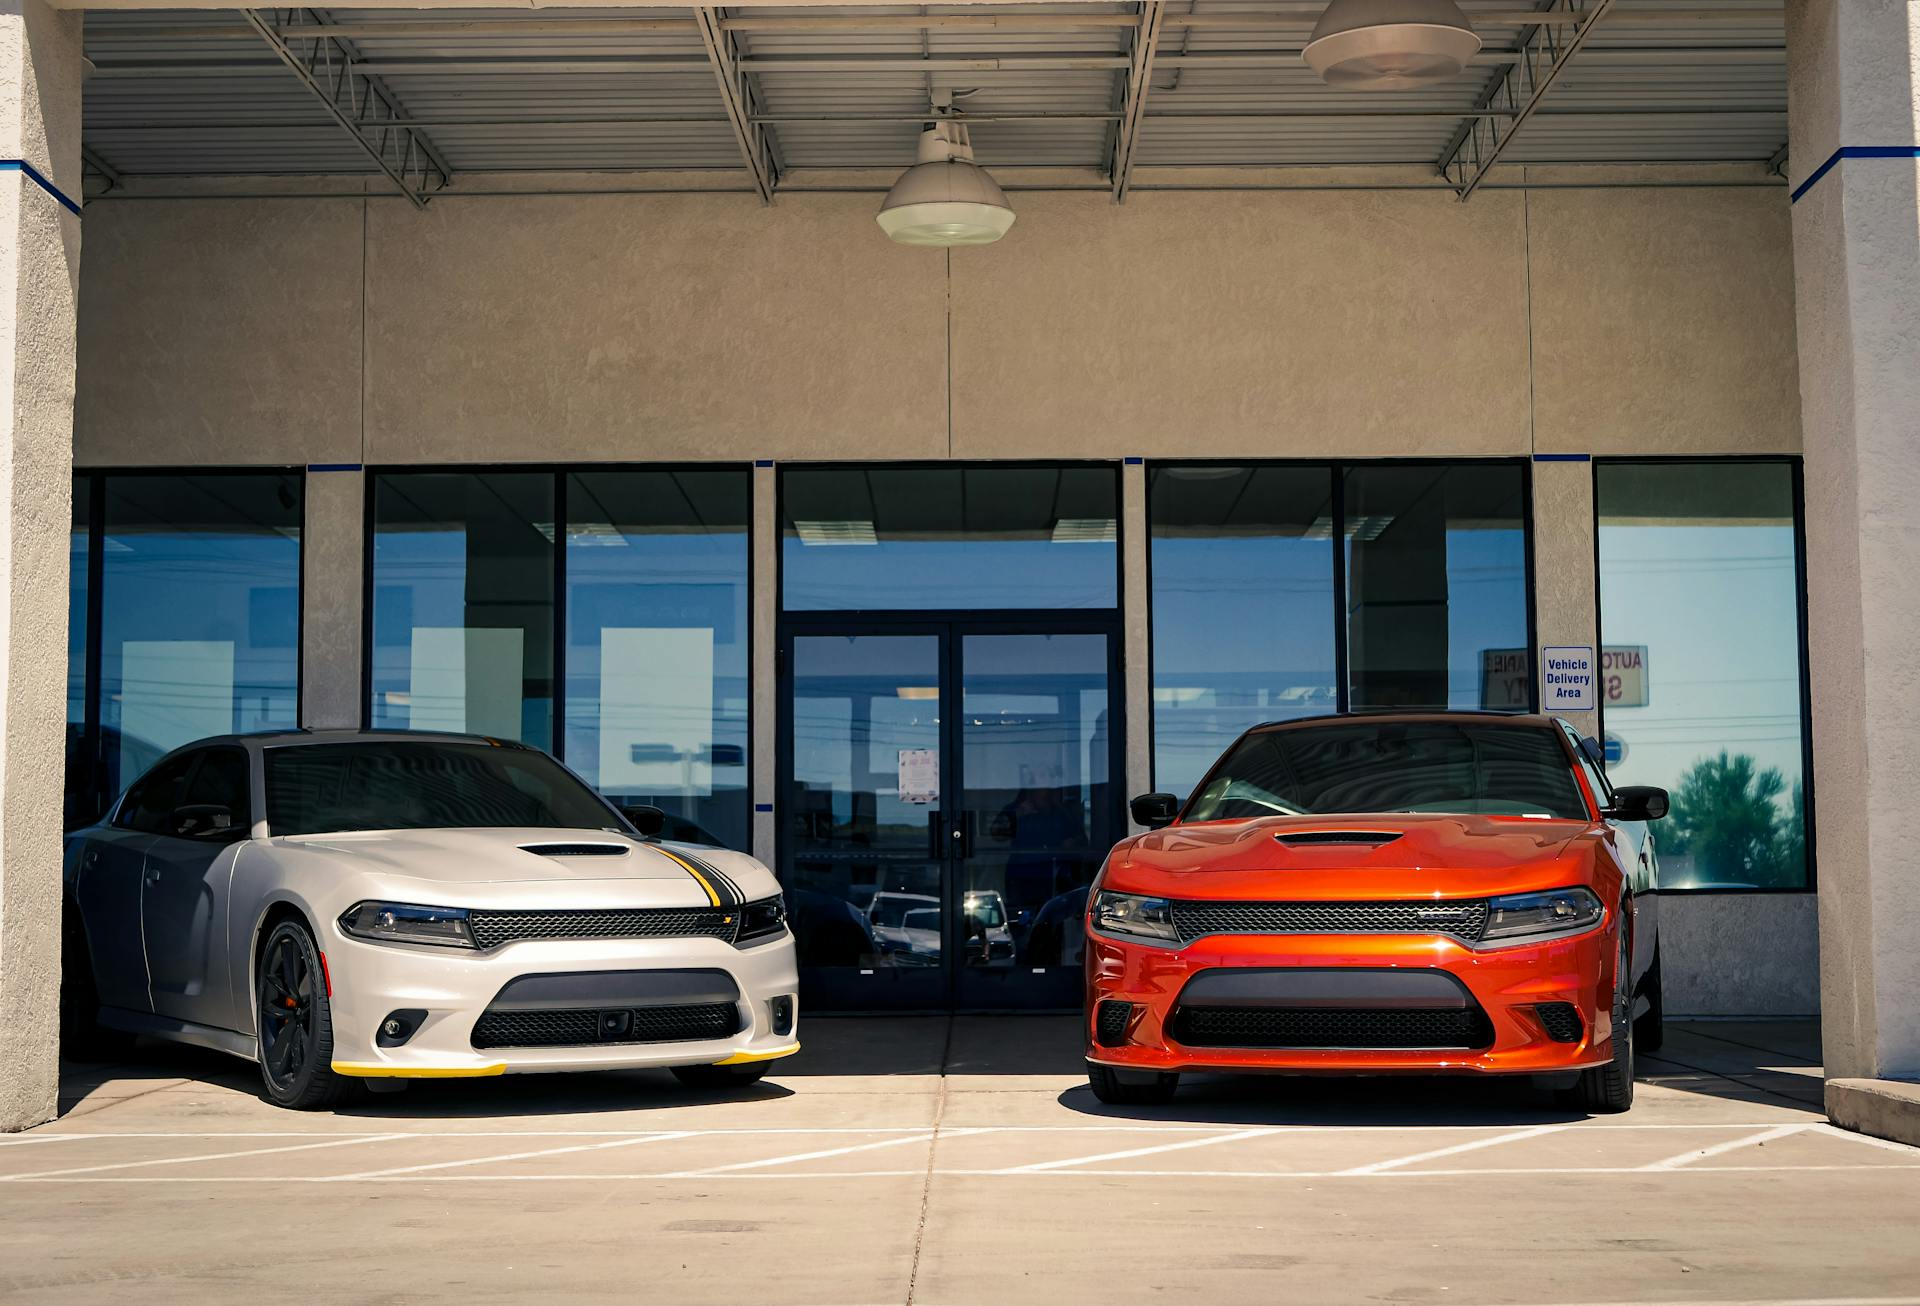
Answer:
[1168, 899, 1488, 945]
[1169, 1005, 1494, 1050]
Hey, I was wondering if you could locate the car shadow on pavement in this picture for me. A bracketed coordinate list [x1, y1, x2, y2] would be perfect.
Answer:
[1055, 1072, 1593, 1127]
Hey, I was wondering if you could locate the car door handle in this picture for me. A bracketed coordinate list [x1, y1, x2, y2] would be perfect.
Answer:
[144, 866, 161, 885]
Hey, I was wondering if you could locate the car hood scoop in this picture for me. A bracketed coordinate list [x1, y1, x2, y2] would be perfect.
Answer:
[519, 842, 631, 858]
[1273, 830, 1403, 849]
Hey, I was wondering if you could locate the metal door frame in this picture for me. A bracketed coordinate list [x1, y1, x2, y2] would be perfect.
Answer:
[778, 609, 1125, 1012]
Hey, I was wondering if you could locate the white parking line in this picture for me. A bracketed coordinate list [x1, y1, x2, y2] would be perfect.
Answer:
[1639, 1123, 1810, 1170]
[1811, 1122, 1920, 1154]
[1, 1133, 408, 1180]
[998, 1127, 1279, 1174]
[656, 1128, 989, 1176]
[328, 1130, 699, 1180]
[1337, 1123, 1570, 1174]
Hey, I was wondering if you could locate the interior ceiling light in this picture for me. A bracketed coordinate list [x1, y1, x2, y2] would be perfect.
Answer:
[793, 520, 878, 546]
[877, 116, 1015, 248]
[1303, 0, 1481, 90]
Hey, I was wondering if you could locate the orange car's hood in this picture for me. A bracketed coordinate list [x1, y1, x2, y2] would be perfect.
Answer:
[1103, 813, 1598, 901]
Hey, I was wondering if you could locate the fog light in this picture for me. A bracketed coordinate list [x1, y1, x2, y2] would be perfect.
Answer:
[770, 995, 795, 1037]
[376, 1008, 427, 1047]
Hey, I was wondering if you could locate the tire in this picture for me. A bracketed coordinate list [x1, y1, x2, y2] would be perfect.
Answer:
[59, 908, 135, 1062]
[671, 1061, 772, 1090]
[255, 919, 346, 1111]
[1563, 924, 1635, 1114]
[1634, 946, 1666, 1054]
[1086, 1060, 1180, 1106]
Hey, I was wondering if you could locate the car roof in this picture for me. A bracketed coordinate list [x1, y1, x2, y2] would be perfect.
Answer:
[1243, 711, 1566, 734]
[174, 729, 541, 754]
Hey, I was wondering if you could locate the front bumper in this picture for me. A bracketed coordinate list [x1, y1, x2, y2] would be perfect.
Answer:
[1085, 927, 1616, 1075]
[322, 927, 800, 1077]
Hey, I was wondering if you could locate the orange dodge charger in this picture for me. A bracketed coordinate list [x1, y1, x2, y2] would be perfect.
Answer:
[1084, 712, 1668, 1112]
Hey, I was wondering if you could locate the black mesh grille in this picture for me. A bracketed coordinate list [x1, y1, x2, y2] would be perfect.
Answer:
[468, 908, 740, 951]
[471, 1002, 740, 1049]
[1535, 1002, 1583, 1043]
[1169, 900, 1488, 945]
[1168, 1006, 1494, 1050]
[1095, 1001, 1133, 1048]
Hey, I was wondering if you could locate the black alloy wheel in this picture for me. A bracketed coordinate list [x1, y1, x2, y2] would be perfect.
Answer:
[256, 920, 346, 1110]
[1563, 920, 1635, 1114]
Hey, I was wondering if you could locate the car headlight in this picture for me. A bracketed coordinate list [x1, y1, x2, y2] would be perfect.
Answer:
[1481, 887, 1604, 944]
[735, 895, 788, 946]
[339, 902, 476, 949]
[1090, 891, 1179, 945]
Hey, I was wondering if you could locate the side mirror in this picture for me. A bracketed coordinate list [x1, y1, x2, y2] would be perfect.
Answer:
[172, 804, 238, 839]
[1129, 793, 1181, 830]
[1604, 785, 1669, 822]
[620, 804, 666, 837]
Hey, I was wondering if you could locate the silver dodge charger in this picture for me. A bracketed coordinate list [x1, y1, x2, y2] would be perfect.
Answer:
[61, 730, 799, 1109]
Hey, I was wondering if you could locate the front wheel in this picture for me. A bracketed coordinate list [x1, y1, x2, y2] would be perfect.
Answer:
[255, 920, 346, 1111]
[1562, 927, 1635, 1114]
[671, 1061, 771, 1090]
[1086, 1061, 1180, 1106]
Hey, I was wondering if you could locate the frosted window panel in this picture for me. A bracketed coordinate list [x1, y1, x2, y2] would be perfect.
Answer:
[598, 627, 714, 794]
[120, 640, 235, 773]
[409, 627, 525, 740]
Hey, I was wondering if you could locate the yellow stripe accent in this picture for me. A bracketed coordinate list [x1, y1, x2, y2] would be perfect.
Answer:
[331, 1061, 507, 1079]
[711, 1042, 800, 1066]
[654, 846, 723, 907]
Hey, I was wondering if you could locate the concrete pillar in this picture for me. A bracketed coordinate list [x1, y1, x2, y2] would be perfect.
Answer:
[1530, 456, 1599, 742]
[300, 466, 364, 730]
[1121, 459, 1151, 829]
[751, 461, 776, 866]
[1786, 0, 1920, 1130]
[0, 0, 81, 1133]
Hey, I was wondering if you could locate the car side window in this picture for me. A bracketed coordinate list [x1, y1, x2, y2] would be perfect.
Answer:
[180, 747, 253, 835]
[1560, 724, 1615, 813]
[116, 751, 201, 835]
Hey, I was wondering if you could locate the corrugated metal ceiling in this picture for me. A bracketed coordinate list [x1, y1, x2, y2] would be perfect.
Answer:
[80, 1, 1789, 191]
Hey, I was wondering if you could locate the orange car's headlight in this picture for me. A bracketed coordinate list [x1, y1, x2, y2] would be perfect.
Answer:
[1090, 891, 1180, 946]
[1481, 887, 1604, 946]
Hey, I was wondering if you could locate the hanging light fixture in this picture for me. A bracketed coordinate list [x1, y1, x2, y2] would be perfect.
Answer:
[876, 114, 1015, 247]
[1303, 0, 1481, 90]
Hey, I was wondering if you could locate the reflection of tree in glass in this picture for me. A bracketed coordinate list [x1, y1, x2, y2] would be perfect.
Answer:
[1665, 751, 1804, 887]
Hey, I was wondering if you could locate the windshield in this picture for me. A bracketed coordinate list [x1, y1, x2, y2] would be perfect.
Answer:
[1184, 720, 1589, 822]
[264, 740, 623, 836]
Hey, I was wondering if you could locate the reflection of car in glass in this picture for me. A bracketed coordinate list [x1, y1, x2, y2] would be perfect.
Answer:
[1087, 713, 1666, 1111]
[868, 891, 942, 966]
[61, 731, 799, 1109]
[961, 890, 1016, 968]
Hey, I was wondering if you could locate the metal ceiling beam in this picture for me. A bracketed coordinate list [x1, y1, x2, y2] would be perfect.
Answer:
[79, 145, 123, 192]
[241, 9, 448, 208]
[85, 47, 1785, 78]
[692, 7, 774, 205]
[109, 7, 1785, 42]
[1438, 0, 1618, 201]
[1110, 1, 1166, 202]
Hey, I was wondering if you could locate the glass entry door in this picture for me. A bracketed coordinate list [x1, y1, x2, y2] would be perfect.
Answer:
[782, 621, 1121, 1011]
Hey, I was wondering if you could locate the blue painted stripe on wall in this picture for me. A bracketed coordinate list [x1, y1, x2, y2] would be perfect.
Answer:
[754, 803, 774, 812]
[1791, 146, 1920, 203]
[0, 160, 82, 217]
[1532, 453, 1591, 463]
[755, 459, 774, 467]
[1123, 456, 1145, 465]
[307, 463, 363, 473]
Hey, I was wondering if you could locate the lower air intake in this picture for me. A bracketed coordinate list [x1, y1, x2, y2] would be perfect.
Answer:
[1095, 1000, 1133, 1047]
[1534, 1002, 1584, 1043]
[471, 1002, 740, 1050]
[1168, 1006, 1494, 1050]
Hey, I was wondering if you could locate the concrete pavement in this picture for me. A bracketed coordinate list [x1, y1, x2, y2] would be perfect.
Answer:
[4, 1018, 1916, 1305]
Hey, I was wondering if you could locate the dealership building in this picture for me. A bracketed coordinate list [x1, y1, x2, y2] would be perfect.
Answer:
[1, 0, 1915, 1139]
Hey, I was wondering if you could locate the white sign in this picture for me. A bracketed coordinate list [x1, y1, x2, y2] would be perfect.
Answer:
[898, 748, 939, 805]
[1601, 645, 1650, 709]
[1541, 645, 1596, 712]
[599, 626, 714, 794]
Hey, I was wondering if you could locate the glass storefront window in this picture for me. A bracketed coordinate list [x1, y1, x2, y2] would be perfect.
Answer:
[1148, 465, 1337, 799]
[781, 465, 1118, 611]
[370, 473, 555, 750]
[1597, 460, 1810, 890]
[563, 469, 751, 851]
[66, 472, 304, 827]
[1345, 463, 1529, 712]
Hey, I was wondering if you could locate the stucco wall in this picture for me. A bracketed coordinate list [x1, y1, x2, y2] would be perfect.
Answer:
[74, 169, 1802, 466]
